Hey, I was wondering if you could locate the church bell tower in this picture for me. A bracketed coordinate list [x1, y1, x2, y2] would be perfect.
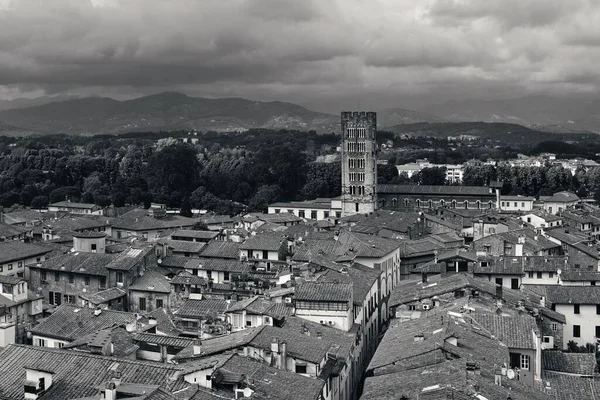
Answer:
[341, 111, 377, 216]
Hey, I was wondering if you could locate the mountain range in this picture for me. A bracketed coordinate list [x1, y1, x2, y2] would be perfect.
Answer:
[0, 92, 598, 135]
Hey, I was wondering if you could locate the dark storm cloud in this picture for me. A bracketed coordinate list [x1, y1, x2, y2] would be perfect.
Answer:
[0, 0, 599, 108]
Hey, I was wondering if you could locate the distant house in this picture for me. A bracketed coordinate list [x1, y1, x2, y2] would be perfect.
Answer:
[0, 275, 43, 345]
[0, 241, 52, 277]
[268, 198, 342, 221]
[521, 210, 563, 229]
[170, 229, 220, 242]
[294, 282, 354, 332]
[540, 191, 580, 214]
[500, 195, 535, 212]
[48, 201, 104, 215]
[110, 208, 195, 241]
[128, 268, 171, 313]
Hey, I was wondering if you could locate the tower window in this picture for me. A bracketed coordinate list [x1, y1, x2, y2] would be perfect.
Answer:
[355, 203, 359, 212]
[392, 198, 398, 207]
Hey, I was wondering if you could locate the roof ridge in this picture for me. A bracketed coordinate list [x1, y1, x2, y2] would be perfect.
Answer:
[5, 344, 183, 369]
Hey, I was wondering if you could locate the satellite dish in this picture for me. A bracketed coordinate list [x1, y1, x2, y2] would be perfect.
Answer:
[506, 369, 515, 380]
[557, 268, 561, 275]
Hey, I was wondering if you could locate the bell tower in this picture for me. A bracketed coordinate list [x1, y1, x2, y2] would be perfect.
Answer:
[341, 111, 377, 216]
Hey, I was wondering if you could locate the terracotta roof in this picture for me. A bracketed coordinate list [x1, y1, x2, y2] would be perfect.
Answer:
[560, 270, 600, 281]
[62, 326, 138, 357]
[239, 233, 285, 251]
[542, 350, 596, 376]
[215, 355, 324, 400]
[104, 246, 153, 271]
[247, 212, 303, 224]
[226, 296, 293, 318]
[174, 326, 266, 361]
[541, 191, 580, 203]
[171, 230, 220, 240]
[72, 231, 106, 239]
[295, 282, 352, 303]
[29, 304, 136, 341]
[0, 241, 52, 264]
[174, 299, 234, 319]
[544, 285, 600, 305]
[0, 275, 25, 285]
[79, 287, 126, 304]
[111, 209, 196, 231]
[170, 271, 207, 286]
[133, 332, 196, 348]
[184, 257, 250, 273]
[34, 252, 116, 276]
[159, 255, 189, 268]
[250, 322, 353, 365]
[377, 184, 494, 196]
[470, 314, 537, 349]
[437, 248, 477, 262]
[159, 239, 206, 254]
[50, 201, 98, 209]
[315, 262, 382, 305]
[0, 344, 188, 400]
[0, 222, 31, 238]
[129, 268, 171, 293]
[199, 241, 241, 259]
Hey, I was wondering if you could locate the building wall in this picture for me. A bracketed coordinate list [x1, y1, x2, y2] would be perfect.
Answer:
[555, 303, 600, 349]
[475, 273, 523, 289]
[129, 290, 170, 313]
[522, 271, 558, 285]
[227, 312, 273, 331]
[73, 237, 106, 253]
[379, 195, 496, 212]
[564, 245, 600, 270]
[539, 317, 563, 349]
[521, 214, 562, 229]
[295, 307, 353, 332]
[341, 111, 377, 216]
[500, 199, 534, 212]
[240, 249, 279, 261]
[267, 206, 340, 221]
[543, 201, 578, 215]
[29, 268, 108, 307]
[32, 335, 69, 348]
[0, 254, 47, 277]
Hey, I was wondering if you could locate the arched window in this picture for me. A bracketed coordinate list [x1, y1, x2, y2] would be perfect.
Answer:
[440, 200, 445, 208]
[416, 199, 421, 208]
[392, 198, 398, 207]
[380, 199, 386, 208]
[428, 200, 433, 209]
[451, 200, 457, 209]
[489, 201, 494, 209]
[464, 200, 469, 209]
[403, 199, 409, 207]
[476, 200, 481, 209]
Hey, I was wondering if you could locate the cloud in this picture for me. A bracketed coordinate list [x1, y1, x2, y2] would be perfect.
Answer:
[0, 0, 598, 109]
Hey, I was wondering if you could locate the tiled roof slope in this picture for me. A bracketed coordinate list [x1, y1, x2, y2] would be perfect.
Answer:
[215, 354, 324, 400]
[29, 304, 136, 341]
[35, 252, 116, 275]
[199, 241, 240, 259]
[377, 184, 493, 196]
[174, 299, 234, 319]
[471, 314, 537, 349]
[542, 350, 596, 376]
[129, 268, 171, 293]
[544, 285, 600, 305]
[295, 282, 352, 302]
[0, 344, 188, 400]
[0, 241, 52, 264]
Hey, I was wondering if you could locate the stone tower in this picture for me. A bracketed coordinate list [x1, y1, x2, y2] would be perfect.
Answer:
[341, 111, 377, 216]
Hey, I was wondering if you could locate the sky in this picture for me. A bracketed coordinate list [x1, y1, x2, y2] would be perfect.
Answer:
[0, 0, 599, 112]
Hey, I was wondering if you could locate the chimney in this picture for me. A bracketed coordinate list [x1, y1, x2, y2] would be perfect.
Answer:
[193, 339, 203, 356]
[271, 337, 279, 353]
[103, 382, 117, 400]
[316, 331, 322, 340]
[422, 272, 428, 284]
[280, 341, 287, 370]
[433, 250, 438, 264]
[94, 307, 102, 316]
[496, 284, 503, 300]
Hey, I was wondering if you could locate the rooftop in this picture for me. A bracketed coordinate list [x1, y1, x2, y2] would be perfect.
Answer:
[377, 184, 494, 196]
[0, 344, 188, 400]
[29, 304, 136, 341]
[0, 241, 52, 264]
[295, 282, 353, 303]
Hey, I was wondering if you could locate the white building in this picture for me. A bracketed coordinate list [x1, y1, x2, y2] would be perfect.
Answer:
[500, 196, 535, 212]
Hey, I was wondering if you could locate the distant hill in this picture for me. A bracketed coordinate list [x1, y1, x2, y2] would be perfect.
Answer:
[378, 108, 447, 127]
[385, 121, 597, 144]
[0, 94, 81, 111]
[0, 120, 41, 136]
[0, 92, 341, 135]
[420, 95, 600, 133]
